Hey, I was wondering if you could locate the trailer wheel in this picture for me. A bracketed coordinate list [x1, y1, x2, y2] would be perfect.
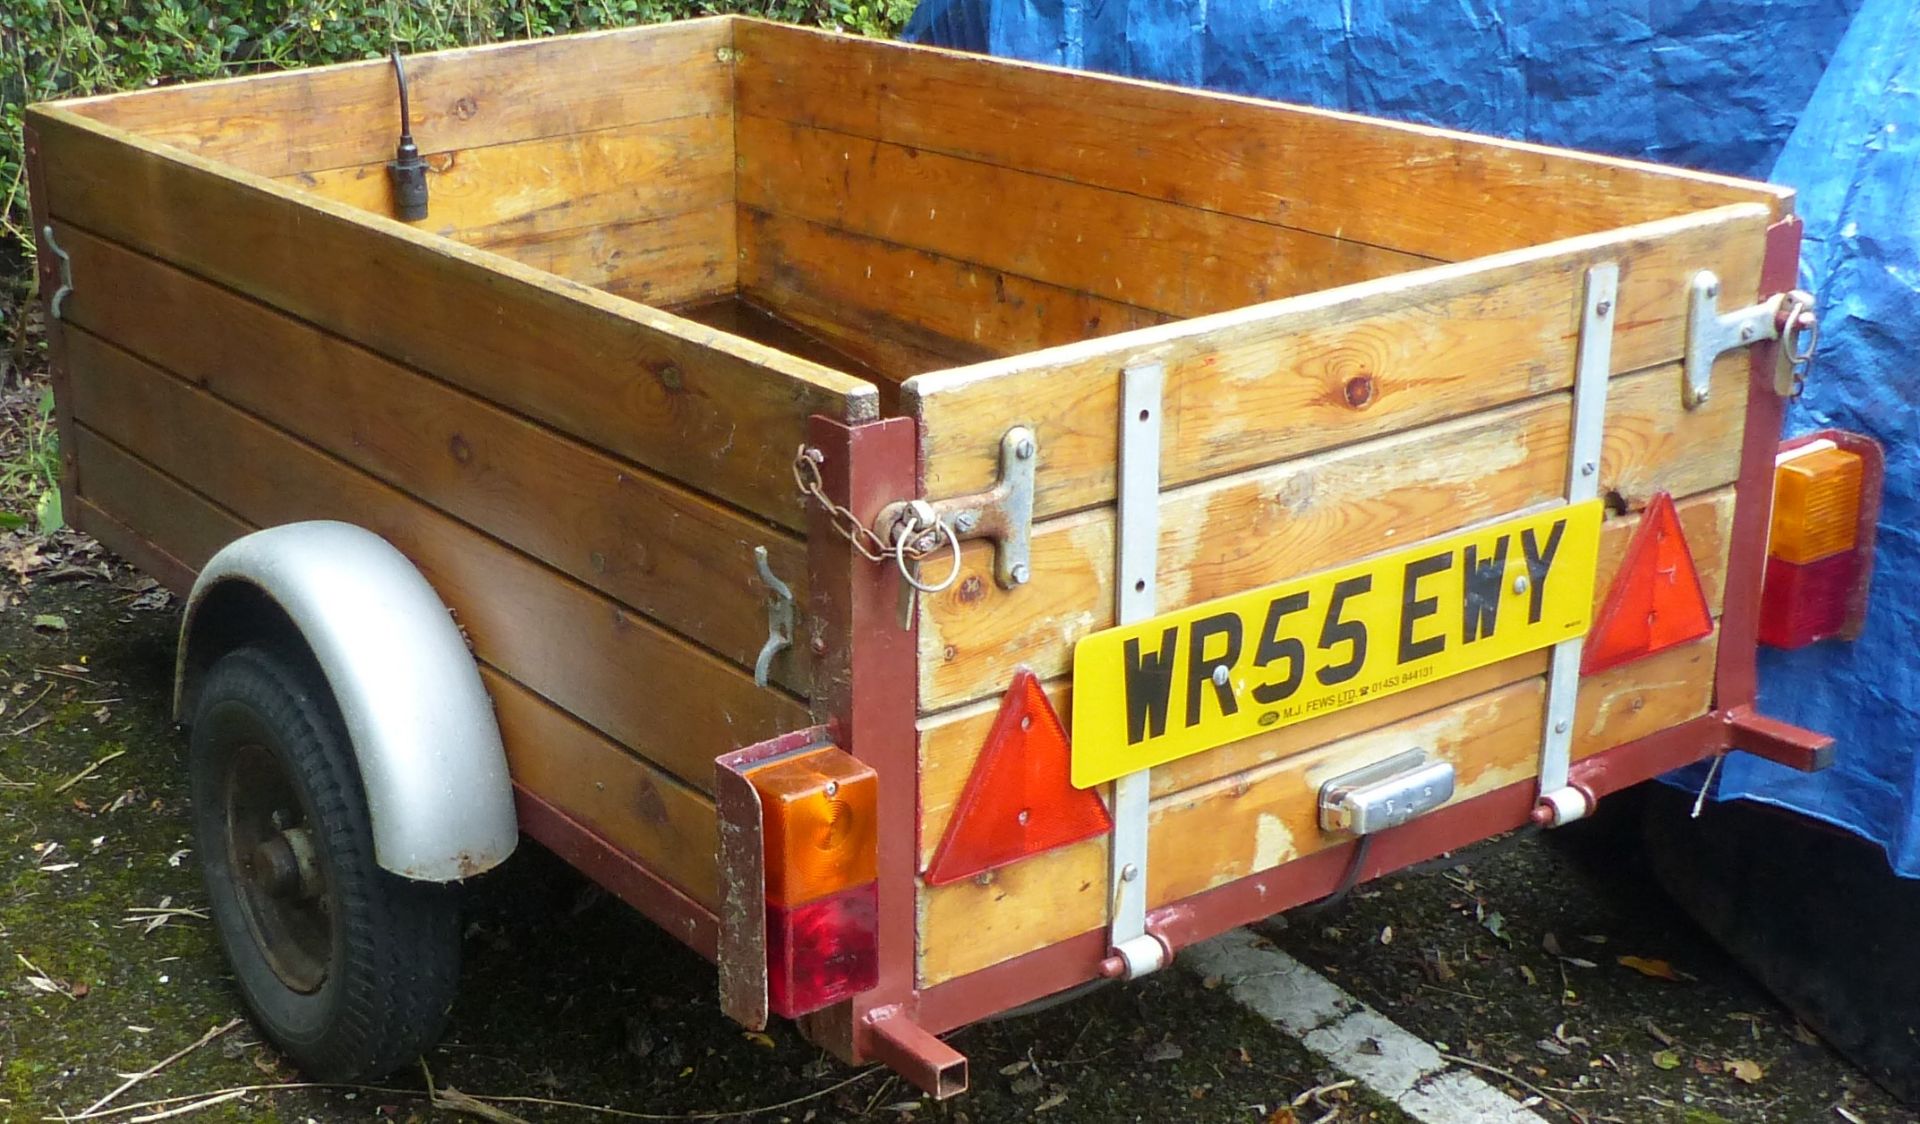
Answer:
[189, 645, 460, 1081]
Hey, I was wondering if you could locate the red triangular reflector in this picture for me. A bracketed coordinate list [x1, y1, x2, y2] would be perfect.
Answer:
[1581, 492, 1714, 675]
[924, 669, 1112, 886]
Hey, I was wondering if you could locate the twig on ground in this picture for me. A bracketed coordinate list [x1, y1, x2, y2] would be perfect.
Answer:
[1440, 1052, 1590, 1124]
[78, 1018, 243, 1117]
[34, 665, 94, 683]
[1292, 1079, 1356, 1107]
[126, 1090, 247, 1123]
[14, 681, 57, 719]
[59, 1066, 883, 1123]
[7, 715, 55, 738]
[54, 749, 126, 794]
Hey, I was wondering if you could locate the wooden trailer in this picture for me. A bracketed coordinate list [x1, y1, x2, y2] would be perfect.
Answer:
[25, 15, 1840, 1097]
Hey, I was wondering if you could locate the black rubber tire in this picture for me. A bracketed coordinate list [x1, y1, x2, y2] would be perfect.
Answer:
[189, 644, 460, 1082]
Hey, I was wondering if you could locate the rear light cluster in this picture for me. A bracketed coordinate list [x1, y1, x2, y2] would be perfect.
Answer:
[746, 748, 880, 1019]
[1760, 433, 1882, 649]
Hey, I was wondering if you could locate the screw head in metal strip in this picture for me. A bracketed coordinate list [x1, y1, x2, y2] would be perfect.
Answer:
[1010, 563, 1032, 585]
[1581, 461, 1597, 476]
[1512, 574, 1530, 595]
[1554, 719, 1570, 734]
[1120, 863, 1139, 882]
[1015, 437, 1036, 461]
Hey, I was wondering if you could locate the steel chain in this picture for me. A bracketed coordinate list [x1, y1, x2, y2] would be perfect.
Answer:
[792, 448, 960, 592]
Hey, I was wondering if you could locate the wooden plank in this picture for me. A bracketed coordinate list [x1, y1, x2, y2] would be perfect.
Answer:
[485, 668, 720, 907]
[905, 205, 1770, 520]
[515, 202, 736, 307]
[29, 106, 876, 529]
[59, 18, 735, 180]
[740, 208, 1165, 377]
[283, 115, 731, 242]
[64, 327, 808, 791]
[916, 487, 1736, 865]
[915, 633, 1718, 985]
[737, 114, 1435, 319]
[53, 223, 809, 691]
[736, 21, 1789, 264]
[71, 427, 242, 574]
[918, 354, 1750, 712]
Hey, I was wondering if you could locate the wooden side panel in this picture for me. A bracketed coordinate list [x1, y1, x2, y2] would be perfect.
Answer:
[735, 21, 1787, 264]
[280, 117, 736, 304]
[918, 352, 1749, 711]
[739, 209, 1166, 377]
[487, 670, 720, 906]
[62, 18, 735, 179]
[906, 206, 1770, 518]
[916, 486, 1736, 868]
[68, 425, 724, 906]
[53, 223, 808, 691]
[71, 428, 241, 573]
[736, 114, 1435, 320]
[29, 107, 875, 529]
[915, 632, 1719, 985]
[63, 328, 806, 792]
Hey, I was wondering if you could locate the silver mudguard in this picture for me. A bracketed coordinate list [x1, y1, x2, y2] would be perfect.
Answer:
[174, 522, 516, 881]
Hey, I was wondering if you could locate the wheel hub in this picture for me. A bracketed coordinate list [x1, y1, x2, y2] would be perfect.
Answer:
[226, 745, 332, 994]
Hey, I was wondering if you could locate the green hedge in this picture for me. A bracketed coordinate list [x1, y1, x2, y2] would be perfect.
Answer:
[0, 0, 914, 291]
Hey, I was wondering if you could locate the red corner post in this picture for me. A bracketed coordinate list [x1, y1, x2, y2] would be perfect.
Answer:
[797, 415, 935, 1075]
[1705, 214, 1835, 772]
[1714, 215, 1804, 711]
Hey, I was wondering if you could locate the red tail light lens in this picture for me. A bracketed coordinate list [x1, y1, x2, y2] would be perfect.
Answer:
[1759, 432, 1882, 650]
[766, 882, 879, 1020]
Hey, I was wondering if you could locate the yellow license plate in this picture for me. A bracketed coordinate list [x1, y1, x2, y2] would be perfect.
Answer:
[1069, 501, 1605, 788]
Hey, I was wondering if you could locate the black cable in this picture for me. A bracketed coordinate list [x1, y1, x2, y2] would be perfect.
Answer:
[1289, 833, 1376, 921]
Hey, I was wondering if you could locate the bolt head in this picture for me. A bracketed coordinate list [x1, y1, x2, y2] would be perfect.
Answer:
[953, 511, 979, 533]
[1554, 719, 1570, 734]
[1581, 460, 1596, 476]
[1512, 574, 1530, 595]
[1010, 563, 1031, 585]
[1121, 863, 1139, 882]
[1595, 300, 1612, 317]
[1211, 665, 1230, 687]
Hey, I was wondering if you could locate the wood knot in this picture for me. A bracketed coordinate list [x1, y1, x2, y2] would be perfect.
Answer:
[452, 96, 479, 120]
[957, 575, 986, 603]
[657, 364, 684, 392]
[448, 434, 473, 464]
[1343, 374, 1376, 409]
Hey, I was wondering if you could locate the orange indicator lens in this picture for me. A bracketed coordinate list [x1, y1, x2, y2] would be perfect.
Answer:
[748, 747, 878, 908]
[1770, 446, 1863, 565]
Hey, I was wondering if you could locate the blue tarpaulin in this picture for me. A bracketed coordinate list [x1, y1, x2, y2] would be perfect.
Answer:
[905, 0, 1920, 873]
[1720, 0, 1920, 875]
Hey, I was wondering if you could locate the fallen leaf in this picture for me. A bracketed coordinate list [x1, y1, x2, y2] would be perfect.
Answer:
[1266, 1109, 1300, 1124]
[1725, 1058, 1764, 1084]
[1537, 1038, 1571, 1057]
[1379, 925, 1394, 945]
[32, 614, 66, 631]
[1563, 957, 1599, 969]
[1617, 955, 1685, 981]
[1652, 1048, 1682, 1070]
[1481, 911, 1511, 945]
[1645, 1021, 1675, 1047]
[999, 1060, 1029, 1076]
[1034, 1092, 1068, 1112]
[742, 1031, 775, 1049]
[1201, 974, 1224, 990]
[1143, 1040, 1183, 1062]
[1791, 1022, 1821, 1046]
[1519, 964, 1538, 987]
[1542, 932, 1564, 956]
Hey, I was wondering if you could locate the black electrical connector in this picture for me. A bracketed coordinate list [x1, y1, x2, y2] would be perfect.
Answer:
[386, 45, 430, 222]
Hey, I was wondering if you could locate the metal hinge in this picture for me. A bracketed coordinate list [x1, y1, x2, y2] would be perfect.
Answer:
[1683, 272, 1818, 409]
[875, 426, 1037, 590]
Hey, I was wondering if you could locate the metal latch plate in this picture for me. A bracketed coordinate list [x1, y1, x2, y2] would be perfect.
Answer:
[1317, 749, 1456, 835]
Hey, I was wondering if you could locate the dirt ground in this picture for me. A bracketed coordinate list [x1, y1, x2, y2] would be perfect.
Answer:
[1, 567, 1915, 1124]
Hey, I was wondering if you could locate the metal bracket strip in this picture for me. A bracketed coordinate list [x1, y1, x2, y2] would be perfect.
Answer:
[1108, 361, 1165, 977]
[1536, 263, 1618, 824]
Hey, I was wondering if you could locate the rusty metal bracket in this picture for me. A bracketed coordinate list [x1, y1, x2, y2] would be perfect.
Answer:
[1683, 273, 1817, 410]
[715, 726, 836, 1031]
[752, 546, 794, 689]
[876, 426, 1036, 590]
